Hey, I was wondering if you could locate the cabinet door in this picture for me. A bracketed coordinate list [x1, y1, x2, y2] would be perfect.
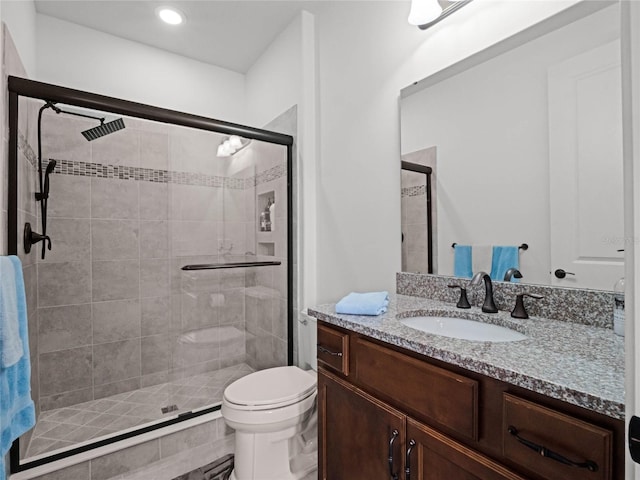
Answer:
[319, 370, 405, 480]
[406, 419, 527, 480]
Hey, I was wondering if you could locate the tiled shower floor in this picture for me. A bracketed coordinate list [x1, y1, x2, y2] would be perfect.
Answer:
[25, 363, 254, 459]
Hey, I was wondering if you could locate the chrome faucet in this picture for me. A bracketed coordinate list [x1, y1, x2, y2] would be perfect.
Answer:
[470, 272, 498, 313]
[503, 268, 523, 282]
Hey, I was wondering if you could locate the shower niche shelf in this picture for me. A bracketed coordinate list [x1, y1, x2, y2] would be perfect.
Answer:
[258, 242, 275, 257]
[257, 191, 275, 232]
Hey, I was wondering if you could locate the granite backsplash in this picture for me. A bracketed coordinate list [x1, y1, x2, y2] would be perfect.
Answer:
[396, 272, 614, 329]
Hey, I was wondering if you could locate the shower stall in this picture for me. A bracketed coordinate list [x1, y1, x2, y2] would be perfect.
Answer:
[8, 77, 294, 472]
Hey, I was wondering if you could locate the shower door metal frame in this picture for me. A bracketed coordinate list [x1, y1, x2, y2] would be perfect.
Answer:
[7, 75, 295, 473]
[401, 160, 433, 274]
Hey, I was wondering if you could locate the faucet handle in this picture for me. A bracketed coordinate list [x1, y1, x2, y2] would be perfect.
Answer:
[447, 285, 471, 309]
[511, 293, 543, 319]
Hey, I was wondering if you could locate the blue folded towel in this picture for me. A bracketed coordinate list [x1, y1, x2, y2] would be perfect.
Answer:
[0, 256, 35, 479]
[336, 291, 389, 316]
[453, 245, 473, 278]
[0, 257, 24, 367]
[490, 246, 520, 282]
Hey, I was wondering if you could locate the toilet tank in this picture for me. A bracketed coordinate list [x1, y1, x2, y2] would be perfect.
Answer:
[298, 311, 317, 371]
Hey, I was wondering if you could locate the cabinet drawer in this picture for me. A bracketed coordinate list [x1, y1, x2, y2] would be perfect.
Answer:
[317, 324, 349, 375]
[354, 337, 478, 440]
[502, 393, 612, 480]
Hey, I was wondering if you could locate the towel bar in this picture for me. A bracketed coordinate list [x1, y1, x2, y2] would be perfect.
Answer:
[451, 243, 528, 251]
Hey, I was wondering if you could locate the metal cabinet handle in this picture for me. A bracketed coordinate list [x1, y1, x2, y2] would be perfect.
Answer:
[405, 439, 416, 480]
[554, 269, 576, 279]
[317, 344, 343, 357]
[507, 426, 598, 472]
[388, 429, 399, 480]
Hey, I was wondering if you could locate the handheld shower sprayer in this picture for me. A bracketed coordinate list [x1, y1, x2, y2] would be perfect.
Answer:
[36, 159, 57, 201]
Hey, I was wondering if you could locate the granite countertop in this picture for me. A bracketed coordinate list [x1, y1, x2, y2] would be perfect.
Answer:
[308, 294, 625, 420]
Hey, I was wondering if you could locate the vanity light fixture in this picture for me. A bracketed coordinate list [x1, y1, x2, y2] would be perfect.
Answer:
[216, 142, 233, 158]
[409, 0, 473, 30]
[156, 6, 185, 25]
[228, 135, 244, 150]
[408, 0, 443, 26]
[216, 135, 251, 158]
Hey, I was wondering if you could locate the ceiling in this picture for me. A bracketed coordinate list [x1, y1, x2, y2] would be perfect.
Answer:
[33, 1, 323, 73]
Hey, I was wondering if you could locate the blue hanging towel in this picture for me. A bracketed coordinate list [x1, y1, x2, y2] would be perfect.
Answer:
[0, 256, 35, 480]
[490, 246, 520, 282]
[335, 291, 389, 316]
[0, 257, 23, 368]
[453, 245, 473, 278]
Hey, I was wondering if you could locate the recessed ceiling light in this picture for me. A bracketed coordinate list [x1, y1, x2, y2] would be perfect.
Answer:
[156, 7, 185, 25]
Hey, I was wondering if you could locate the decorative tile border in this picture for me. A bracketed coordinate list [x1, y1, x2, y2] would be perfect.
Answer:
[401, 184, 426, 198]
[18, 131, 37, 168]
[18, 131, 286, 191]
[254, 163, 286, 186]
[396, 272, 614, 329]
[50, 158, 231, 186]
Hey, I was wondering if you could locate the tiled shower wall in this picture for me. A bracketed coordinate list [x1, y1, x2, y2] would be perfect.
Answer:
[6, 25, 42, 457]
[16, 103, 289, 413]
[245, 140, 289, 370]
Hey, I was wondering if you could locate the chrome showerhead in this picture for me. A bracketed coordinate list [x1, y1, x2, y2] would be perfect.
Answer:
[81, 118, 126, 141]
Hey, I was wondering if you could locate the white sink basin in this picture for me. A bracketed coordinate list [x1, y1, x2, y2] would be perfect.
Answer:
[399, 316, 527, 342]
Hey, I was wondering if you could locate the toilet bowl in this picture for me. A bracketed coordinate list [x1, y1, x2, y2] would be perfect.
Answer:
[222, 365, 317, 480]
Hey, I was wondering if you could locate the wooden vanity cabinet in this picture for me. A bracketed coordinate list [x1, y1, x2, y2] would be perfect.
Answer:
[319, 371, 406, 479]
[317, 321, 623, 480]
[317, 323, 350, 375]
[318, 370, 525, 480]
[406, 419, 528, 480]
[354, 336, 478, 441]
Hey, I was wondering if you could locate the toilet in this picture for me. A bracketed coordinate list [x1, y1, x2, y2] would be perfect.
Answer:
[222, 312, 318, 480]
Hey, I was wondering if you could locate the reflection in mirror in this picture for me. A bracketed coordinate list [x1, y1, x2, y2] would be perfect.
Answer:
[401, 159, 434, 273]
[400, 2, 623, 290]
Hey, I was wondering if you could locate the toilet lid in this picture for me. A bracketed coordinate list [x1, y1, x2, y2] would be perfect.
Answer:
[224, 366, 317, 408]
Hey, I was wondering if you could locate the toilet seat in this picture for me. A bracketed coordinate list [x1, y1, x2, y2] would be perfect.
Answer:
[223, 366, 317, 411]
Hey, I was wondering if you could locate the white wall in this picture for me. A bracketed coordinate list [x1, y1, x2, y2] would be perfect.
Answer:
[0, 0, 36, 77]
[35, 14, 246, 123]
[312, 0, 582, 303]
[313, 2, 420, 303]
[400, 5, 619, 285]
[246, 11, 318, 310]
[246, 14, 302, 128]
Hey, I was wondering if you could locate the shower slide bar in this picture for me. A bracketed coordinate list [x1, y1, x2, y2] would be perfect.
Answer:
[181, 260, 281, 271]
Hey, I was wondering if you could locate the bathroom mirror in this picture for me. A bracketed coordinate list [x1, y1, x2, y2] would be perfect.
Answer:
[399, 1, 624, 290]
